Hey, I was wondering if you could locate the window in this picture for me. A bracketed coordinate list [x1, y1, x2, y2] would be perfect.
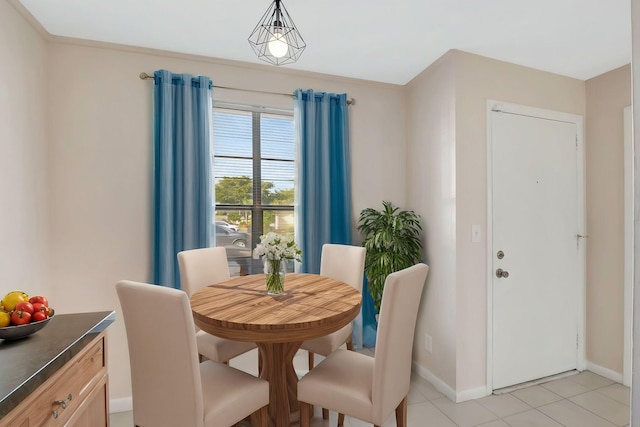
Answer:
[212, 105, 295, 274]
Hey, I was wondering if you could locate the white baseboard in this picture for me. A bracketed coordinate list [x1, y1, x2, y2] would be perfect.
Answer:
[109, 397, 132, 414]
[412, 361, 489, 403]
[409, 361, 622, 406]
[412, 361, 457, 401]
[585, 361, 624, 383]
[457, 385, 491, 402]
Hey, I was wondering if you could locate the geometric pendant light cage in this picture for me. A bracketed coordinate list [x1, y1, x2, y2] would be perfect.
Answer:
[248, 0, 306, 66]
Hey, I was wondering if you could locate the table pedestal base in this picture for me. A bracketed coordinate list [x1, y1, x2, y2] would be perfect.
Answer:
[257, 341, 303, 426]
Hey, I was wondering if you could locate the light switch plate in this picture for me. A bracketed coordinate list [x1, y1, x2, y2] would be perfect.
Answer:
[425, 334, 432, 352]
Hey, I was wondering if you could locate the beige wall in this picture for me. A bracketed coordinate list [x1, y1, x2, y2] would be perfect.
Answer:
[0, 1, 49, 296]
[43, 41, 406, 401]
[585, 64, 631, 374]
[407, 49, 587, 398]
[406, 53, 457, 390]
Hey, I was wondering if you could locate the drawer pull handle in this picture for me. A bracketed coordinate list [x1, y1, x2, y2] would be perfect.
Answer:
[52, 394, 72, 409]
[52, 409, 58, 419]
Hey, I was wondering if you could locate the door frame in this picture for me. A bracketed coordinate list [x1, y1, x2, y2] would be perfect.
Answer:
[624, 105, 633, 387]
[485, 100, 586, 394]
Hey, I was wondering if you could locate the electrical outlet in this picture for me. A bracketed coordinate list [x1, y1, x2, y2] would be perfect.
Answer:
[425, 334, 433, 353]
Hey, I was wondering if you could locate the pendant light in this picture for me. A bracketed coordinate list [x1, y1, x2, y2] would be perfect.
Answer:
[248, 0, 306, 66]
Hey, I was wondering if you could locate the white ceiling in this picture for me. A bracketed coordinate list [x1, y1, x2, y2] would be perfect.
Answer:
[17, 0, 632, 85]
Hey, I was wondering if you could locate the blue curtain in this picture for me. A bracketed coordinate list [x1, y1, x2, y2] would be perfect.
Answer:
[152, 69, 213, 289]
[361, 277, 378, 347]
[294, 89, 352, 273]
[294, 89, 377, 347]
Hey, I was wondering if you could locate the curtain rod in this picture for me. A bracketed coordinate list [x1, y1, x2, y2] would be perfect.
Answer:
[139, 72, 354, 105]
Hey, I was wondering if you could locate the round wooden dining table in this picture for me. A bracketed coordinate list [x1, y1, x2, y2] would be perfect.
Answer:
[190, 273, 362, 427]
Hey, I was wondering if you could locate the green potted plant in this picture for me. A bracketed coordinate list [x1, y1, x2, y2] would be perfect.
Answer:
[357, 201, 423, 313]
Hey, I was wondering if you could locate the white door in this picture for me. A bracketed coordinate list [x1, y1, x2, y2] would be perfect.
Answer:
[490, 105, 584, 390]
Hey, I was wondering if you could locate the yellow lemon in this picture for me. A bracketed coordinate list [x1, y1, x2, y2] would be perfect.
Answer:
[1, 291, 29, 312]
[0, 311, 9, 328]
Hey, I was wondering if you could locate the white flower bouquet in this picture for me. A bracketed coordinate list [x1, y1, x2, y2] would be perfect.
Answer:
[253, 232, 302, 295]
[253, 232, 302, 262]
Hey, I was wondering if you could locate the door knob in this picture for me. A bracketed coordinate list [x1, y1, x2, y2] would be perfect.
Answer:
[496, 268, 509, 278]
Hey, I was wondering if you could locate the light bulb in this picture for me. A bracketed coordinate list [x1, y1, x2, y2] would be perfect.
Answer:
[268, 32, 288, 58]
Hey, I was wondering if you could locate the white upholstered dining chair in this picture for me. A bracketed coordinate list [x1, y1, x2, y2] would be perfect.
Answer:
[301, 243, 366, 368]
[177, 247, 257, 364]
[299, 243, 366, 419]
[297, 263, 429, 427]
[116, 280, 269, 427]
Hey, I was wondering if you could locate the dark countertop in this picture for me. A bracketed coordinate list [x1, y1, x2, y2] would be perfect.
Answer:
[0, 311, 115, 419]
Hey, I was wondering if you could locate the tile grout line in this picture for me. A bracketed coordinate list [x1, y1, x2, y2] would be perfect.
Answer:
[429, 398, 466, 427]
[563, 380, 631, 424]
[537, 395, 621, 427]
[474, 394, 532, 422]
[569, 392, 630, 426]
[592, 387, 632, 407]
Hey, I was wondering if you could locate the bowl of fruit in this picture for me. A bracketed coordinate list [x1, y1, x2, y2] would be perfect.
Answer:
[0, 291, 54, 340]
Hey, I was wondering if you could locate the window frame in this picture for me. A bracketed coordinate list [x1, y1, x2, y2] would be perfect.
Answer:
[212, 102, 296, 267]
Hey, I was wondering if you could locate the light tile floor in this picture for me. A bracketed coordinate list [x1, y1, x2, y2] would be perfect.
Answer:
[110, 347, 631, 427]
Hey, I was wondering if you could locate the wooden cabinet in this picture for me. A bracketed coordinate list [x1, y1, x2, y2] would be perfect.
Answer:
[0, 332, 109, 427]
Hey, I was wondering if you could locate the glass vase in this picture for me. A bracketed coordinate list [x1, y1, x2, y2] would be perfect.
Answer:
[264, 258, 286, 295]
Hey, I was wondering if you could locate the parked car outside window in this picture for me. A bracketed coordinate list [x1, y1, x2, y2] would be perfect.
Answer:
[215, 221, 239, 231]
[213, 224, 250, 258]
